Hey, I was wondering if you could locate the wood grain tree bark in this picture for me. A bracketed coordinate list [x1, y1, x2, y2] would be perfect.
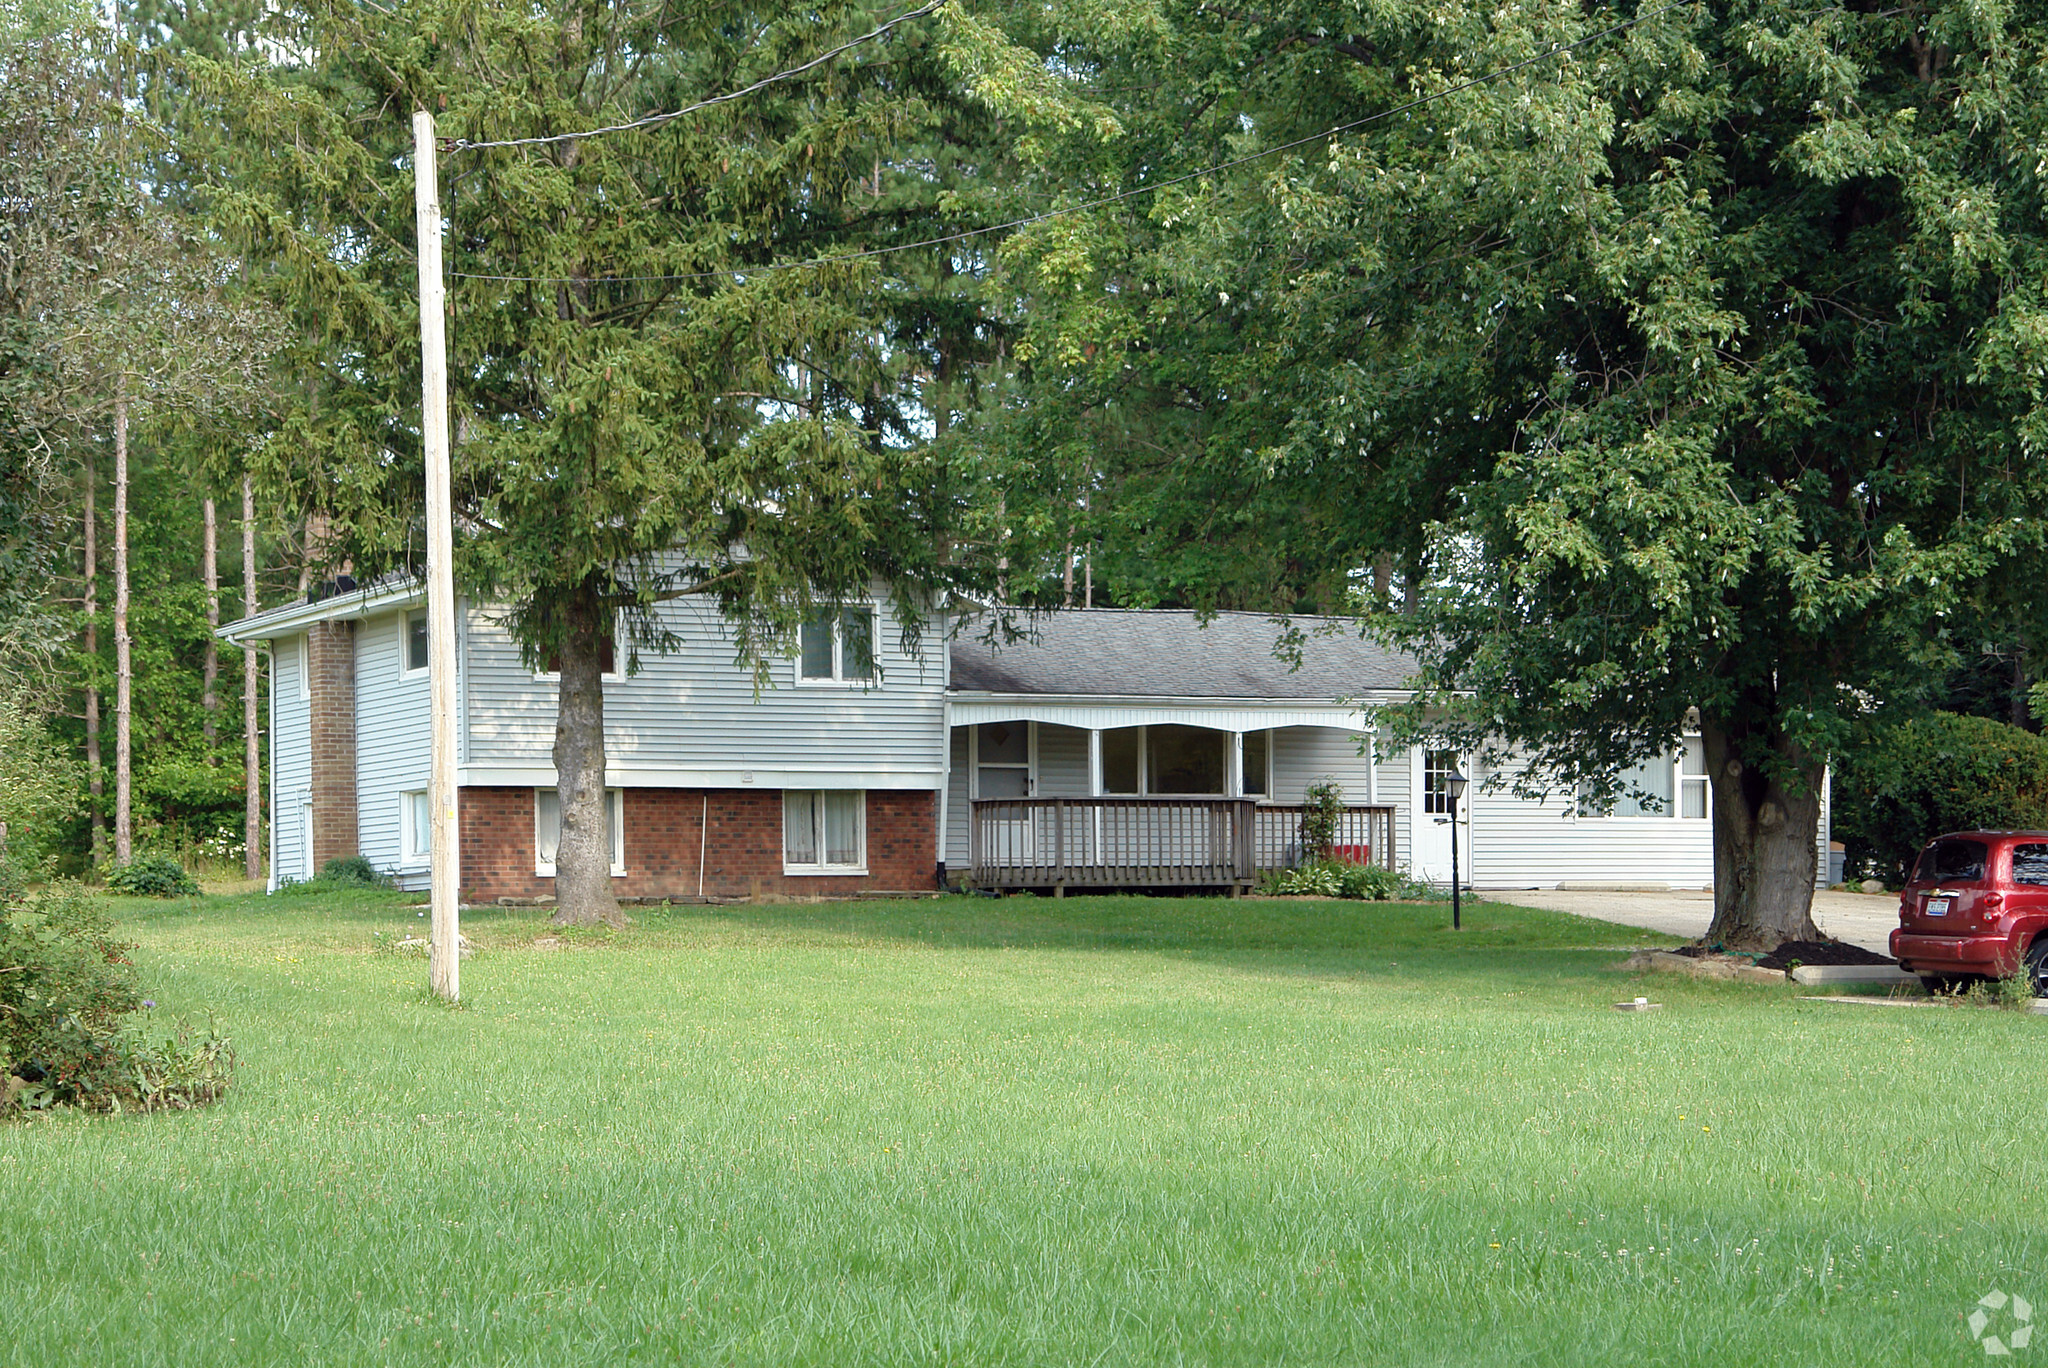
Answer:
[241, 473, 261, 880]
[549, 579, 622, 927]
[202, 493, 218, 751]
[82, 447, 104, 862]
[1700, 720, 1824, 949]
[112, 386, 132, 864]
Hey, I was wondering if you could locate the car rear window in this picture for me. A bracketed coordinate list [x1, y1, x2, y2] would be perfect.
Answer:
[2015, 845, 2048, 886]
[1916, 838, 1989, 884]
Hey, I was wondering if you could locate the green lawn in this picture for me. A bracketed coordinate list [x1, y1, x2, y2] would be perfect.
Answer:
[4, 890, 2041, 1366]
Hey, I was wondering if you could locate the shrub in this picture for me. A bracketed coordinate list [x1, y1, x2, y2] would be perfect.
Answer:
[1261, 858, 1443, 902]
[318, 855, 390, 887]
[1301, 779, 1346, 861]
[1, 882, 140, 1108]
[0, 882, 236, 1116]
[102, 854, 200, 898]
[1834, 713, 2048, 882]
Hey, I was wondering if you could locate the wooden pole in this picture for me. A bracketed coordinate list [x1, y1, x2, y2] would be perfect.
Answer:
[415, 110, 460, 1003]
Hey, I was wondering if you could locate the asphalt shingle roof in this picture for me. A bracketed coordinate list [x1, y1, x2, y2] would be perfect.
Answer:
[949, 610, 1418, 699]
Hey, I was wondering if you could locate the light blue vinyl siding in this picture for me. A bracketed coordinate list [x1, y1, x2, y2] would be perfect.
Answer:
[354, 610, 433, 890]
[944, 726, 971, 870]
[270, 634, 311, 888]
[462, 595, 947, 786]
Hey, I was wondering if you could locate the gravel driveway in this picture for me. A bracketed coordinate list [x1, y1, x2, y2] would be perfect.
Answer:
[1493, 887, 1899, 955]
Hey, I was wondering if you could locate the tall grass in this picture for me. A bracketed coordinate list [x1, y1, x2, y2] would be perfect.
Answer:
[2, 890, 2040, 1365]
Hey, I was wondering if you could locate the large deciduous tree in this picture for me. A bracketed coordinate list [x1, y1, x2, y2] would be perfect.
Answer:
[193, 0, 1036, 923]
[987, 0, 2048, 947]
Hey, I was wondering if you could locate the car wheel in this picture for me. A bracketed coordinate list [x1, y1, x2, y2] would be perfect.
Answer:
[2025, 940, 2048, 998]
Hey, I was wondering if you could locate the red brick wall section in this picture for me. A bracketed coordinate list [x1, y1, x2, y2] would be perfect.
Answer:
[307, 621, 358, 868]
[458, 786, 937, 902]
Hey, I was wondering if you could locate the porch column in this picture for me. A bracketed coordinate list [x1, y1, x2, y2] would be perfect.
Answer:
[1228, 731, 1244, 797]
[1088, 728, 1103, 796]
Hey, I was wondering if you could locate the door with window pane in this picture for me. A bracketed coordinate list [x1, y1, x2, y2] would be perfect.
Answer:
[975, 722, 1034, 867]
[1412, 747, 1470, 885]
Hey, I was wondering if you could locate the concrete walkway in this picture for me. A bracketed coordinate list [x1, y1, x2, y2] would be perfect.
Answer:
[1490, 887, 1900, 955]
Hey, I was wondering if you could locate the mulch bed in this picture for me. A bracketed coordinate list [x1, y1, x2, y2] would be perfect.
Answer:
[1669, 938, 1895, 970]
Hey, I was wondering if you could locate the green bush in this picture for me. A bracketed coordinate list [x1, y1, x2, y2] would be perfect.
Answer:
[0, 881, 236, 1116]
[1261, 858, 1443, 902]
[1834, 713, 2048, 882]
[318, 855, 389, 887]
[102, 854, 200, 899]
[276, 856, 395, 896]
[1301, 779, 1346, 861]
[2, 882, 140, 1109]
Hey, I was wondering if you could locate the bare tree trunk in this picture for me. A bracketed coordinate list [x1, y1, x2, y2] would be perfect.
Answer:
[83, 448, 104, 863]
[1700, 718, 1824, 950]
[1063, 541, 1074, 607]
[242, 474, 262, 881]
[203, 495, 219, 754]
[113, 389, 133, 864]
[549, 581, 623, 927]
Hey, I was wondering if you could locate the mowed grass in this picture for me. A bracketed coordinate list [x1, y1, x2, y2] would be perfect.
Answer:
[5, 890, 2044, 1366]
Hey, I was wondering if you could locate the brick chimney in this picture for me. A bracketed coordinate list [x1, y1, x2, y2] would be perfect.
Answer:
[307, 620, 358, 868]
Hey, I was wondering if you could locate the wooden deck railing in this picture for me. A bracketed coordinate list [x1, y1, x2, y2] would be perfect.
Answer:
[968, 797, 1396, 892]
[1252, 804, 1396, 872]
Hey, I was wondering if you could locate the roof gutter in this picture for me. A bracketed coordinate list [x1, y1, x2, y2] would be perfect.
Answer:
[217, 579, 425, 646]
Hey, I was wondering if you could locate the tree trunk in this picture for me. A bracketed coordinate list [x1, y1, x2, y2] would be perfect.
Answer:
[1700, 719, 1824, 950]
[113, 389, 133, 865]
[242, 474, 263, 881]
[203, 495, 219, 753]
[83, 448, 104, 863]
[549, 582, 624, 927]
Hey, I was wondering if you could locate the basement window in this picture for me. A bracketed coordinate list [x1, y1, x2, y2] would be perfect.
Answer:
[534, 788, 625, 877]
[784, 790, 866, 874]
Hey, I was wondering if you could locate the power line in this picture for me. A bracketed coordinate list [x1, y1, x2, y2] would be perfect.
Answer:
[449, 1, 942, 152]
[448, 1, 1691, 285]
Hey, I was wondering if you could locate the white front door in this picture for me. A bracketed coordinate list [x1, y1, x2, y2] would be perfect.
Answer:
[1410, 747, 1470, 886]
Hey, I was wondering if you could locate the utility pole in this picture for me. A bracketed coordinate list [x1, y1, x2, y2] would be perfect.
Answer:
[414, 110, 460, 1003]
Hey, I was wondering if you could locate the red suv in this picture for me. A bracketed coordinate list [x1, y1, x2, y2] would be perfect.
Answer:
[1891, 831, 2048, 993]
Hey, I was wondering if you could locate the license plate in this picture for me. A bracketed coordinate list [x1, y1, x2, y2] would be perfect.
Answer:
[1927, 897, 1951, 917]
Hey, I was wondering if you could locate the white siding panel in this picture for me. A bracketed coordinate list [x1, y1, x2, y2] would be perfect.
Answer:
[270, 634, 311, 889]
[1270, 726, 1373, 804]
[354, 611, 433, 890]
[1375, 743, 1412, 873]
[463, 596, 946, 784]
[1036, 724, 1091, 796]
[1467, 752, 1714, 889]
[944, 726, 971, 869]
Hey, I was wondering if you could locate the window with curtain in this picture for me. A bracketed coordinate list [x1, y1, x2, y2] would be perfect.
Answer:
[1576, 752, 1680, 818]
[784, 790, 865, 870]
[401, 790, 429, 862]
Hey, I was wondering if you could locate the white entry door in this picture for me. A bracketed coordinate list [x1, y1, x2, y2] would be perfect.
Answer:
[1410, 747, 1471, 887]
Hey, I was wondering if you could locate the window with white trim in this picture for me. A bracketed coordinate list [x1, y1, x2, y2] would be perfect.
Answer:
[1241, 729, 1271, 798]
[534, 788, 625, 876]
[784, 790, 865, 872]
[1575, 742, 1708, 819]
[797, 606, 876, 683]
[400, 789, 430, 864]
[1097, 725, 1231, 795]
[403, 610, 429, 677]
[533, 615, 622, 681]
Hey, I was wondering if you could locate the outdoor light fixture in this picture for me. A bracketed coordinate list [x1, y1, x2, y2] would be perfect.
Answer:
[1447, 770, 1468, 931]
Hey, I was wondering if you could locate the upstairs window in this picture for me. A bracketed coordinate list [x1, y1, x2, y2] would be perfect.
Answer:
[798, 606, 875, 683]
[404, 610, 429, 676]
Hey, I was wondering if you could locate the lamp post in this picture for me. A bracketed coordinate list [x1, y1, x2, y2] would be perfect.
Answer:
[1446, 769, 1468, 931]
